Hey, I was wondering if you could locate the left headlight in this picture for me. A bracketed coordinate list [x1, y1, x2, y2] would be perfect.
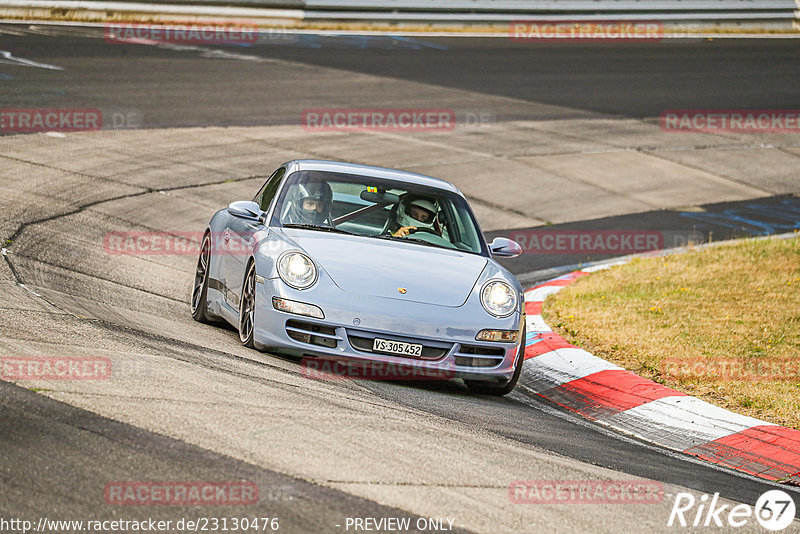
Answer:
[480, 280, 517, 317]
[277, 251, 317, 289]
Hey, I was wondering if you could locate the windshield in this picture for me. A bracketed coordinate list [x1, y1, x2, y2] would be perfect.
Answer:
[271, 170, 487, 255]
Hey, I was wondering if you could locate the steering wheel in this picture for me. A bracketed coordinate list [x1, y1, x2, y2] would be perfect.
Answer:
[403, 227, 439, 237]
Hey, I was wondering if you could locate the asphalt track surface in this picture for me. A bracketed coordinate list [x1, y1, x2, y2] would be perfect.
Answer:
[1, 381, 471, 533]
[1, 23, 800, 533]
[1, 26, 800, 126]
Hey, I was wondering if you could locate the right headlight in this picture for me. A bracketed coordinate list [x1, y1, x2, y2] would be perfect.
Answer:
[277, 251, 317, 289]
[480, 280, 517, 317]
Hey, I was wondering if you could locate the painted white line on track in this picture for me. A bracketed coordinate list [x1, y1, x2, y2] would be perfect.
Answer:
[522, 347, 623, 392]
[0, 49, 63, 70]
[580, 261, 626, 273]
[514, 380, 800, 493]
[525, 314, 551, 333]
[600, 395, 775, 451]
[523, 284, 562, 302]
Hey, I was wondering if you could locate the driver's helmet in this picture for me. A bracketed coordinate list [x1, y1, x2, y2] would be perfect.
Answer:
[285, 180, 333, 225]
[397, 195, 438, 231]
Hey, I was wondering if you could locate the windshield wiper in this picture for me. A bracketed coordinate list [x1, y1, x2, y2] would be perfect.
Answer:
[404, 237, 452, 250]
[371, 234, 405, 243]
[282, 223, 360, 236]
[371, 233, 451, 251]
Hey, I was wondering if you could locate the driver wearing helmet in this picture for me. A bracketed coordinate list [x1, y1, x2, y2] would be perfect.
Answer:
[391, 196, 440, 238]
[284, 180, 333, 226]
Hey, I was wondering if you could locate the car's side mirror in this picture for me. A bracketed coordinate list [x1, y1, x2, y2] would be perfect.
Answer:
[227, 201, 264, 222]
[489, 237, 522, 258]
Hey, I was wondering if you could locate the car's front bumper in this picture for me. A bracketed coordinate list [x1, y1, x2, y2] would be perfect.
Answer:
[252, 278, 524, 382]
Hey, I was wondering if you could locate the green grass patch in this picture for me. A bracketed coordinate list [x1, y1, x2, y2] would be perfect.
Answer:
[544, 235, 800, 429]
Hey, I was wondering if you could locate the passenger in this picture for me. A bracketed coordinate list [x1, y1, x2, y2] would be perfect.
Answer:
[284, 181, 333, 226]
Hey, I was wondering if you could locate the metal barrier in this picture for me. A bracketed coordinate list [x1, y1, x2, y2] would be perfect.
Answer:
[300, 1, 799, 24]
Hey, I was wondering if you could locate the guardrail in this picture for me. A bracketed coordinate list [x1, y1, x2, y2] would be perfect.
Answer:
[2, 0, 798, 29]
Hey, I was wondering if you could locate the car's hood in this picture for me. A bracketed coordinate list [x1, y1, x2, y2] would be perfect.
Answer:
[280, 229, 488, 307]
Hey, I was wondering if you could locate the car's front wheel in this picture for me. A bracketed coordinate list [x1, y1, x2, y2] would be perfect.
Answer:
[465, 324, 525, 396]
[239, 260, 257, 348]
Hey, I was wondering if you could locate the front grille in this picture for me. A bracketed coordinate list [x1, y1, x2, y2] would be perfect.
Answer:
[286, 320, 339, 348]
[346, 331, 450, 360]
[454, 344, 505, 368]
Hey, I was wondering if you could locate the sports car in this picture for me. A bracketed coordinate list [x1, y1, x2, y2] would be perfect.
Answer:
[191, 160, 526, 394]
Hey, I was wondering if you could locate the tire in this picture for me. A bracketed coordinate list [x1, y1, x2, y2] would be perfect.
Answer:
[239, 260, 257, 349]
[465, 324, 525, 396]
[191, 233, 214, 324]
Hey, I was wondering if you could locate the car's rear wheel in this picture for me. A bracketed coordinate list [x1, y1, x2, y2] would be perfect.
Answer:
[465, 324, 525, 396]
[239, 260, 257, 348]
[191, 233, 213, 323]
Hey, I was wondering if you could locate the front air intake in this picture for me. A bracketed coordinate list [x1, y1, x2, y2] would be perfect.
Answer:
[286, 320, 338, 348]
[454, 345, 505, 368]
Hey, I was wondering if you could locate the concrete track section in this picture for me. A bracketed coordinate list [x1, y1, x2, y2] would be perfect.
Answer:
[1, 127, 799, 533]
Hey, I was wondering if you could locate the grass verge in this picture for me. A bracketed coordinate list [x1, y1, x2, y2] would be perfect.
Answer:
[543, 234, 800, 430]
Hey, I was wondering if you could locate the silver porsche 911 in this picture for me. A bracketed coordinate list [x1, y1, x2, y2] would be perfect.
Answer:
[191, 160, 526, 394]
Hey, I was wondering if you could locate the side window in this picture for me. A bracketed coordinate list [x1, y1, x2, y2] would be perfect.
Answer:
[254, 167, 286, 211]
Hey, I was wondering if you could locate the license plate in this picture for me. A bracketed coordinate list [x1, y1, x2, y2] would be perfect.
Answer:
[372, 338, 423, 357]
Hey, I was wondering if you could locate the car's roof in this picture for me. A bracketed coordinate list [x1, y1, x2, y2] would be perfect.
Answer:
[286, 159, 460, 194]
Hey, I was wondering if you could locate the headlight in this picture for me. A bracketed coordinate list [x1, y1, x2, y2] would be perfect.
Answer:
[277, 252, 317, 289]
[480, 280, 517, 317]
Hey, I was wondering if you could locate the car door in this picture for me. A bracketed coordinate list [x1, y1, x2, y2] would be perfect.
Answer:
[223, 167, 286, 310]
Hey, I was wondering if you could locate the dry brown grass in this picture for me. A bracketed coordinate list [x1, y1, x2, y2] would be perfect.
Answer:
[543, 234, 800, 429]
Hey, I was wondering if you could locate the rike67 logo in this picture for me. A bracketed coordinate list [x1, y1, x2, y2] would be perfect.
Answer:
[669, 490, 796, 531]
